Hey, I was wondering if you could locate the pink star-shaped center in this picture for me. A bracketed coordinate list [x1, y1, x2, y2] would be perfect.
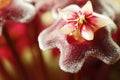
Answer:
[58, 1, 111, 41]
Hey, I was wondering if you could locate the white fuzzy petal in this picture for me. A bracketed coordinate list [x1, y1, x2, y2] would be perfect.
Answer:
[82, 1, 93, 15]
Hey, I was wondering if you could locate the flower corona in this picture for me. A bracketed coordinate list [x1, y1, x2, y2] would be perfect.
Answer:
[58, 1, 111, 41]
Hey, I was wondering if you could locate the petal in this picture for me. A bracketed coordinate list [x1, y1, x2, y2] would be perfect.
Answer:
[59, 27, 120, 73]
[91, 27, 120, 64]
[59, 42, 87, 73]
[4, 0, 36, 22]
[60, 27, 120, 73]
[52, 2, 80, 19]
[57, 5, 81, 20]
[81, 1, 93, 15]
[63, 4, 81, 12]
[58, 8, 78, 21]
[59, 23, 76, 34]
[89, 13, 112, 28]
[38, 19, 66, 50]
[24, 0, 34, 3]
[81, 24, 94, 40]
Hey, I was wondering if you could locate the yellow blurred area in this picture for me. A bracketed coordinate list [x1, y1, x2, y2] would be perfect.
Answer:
[1, 59, 19, 80]
[42, 49, 70, 80]
[115, 0, 120, 3]
[40, 11, 55, 26]
[21, 47, 34, 65]
[42, 49, 59, 68]
[0, 24, 3, 36]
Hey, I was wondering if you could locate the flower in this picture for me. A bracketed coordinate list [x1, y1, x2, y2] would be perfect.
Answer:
[58, 1, 111, 41]
[0, 0, 36, 35]
[38, 1, 120, 73]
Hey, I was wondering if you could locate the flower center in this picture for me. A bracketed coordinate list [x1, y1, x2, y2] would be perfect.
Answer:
[78, 14, 86, 26]
[0, 0, 11, 10]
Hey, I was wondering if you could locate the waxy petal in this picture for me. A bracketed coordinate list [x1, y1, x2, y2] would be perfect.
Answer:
[63, 4, 81, 12]
[38, 19, 66, 50]
[81, 24, 94, 40]
[58, 8, 78, 21]
[0, 0, 36, 35]
[91, 27, 120, 64]
[81, 1, 93, 16]
[9, 0, 36, 22]
[25, 0, 35, 3]
[89, 13, 112, 28]
[59, 23, 76, 34]
[60, 28, 120, 73]
[1, 0, 36, 22]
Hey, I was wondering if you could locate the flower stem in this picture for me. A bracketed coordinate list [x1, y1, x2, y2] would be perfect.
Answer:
[3, 25, 28, 80]
[0, 60, 13, 80]
[26, 14, 49, 80]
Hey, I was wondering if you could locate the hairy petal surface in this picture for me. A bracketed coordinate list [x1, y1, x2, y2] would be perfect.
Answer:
[38, 4, 120, 73]
[0, 0, 36, 35]
[0, 0, 36, 22]
[81, 1, 93, 15]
